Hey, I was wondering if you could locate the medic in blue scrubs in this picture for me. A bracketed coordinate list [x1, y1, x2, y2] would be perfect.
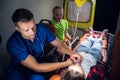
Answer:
[6, 8, 81, 80]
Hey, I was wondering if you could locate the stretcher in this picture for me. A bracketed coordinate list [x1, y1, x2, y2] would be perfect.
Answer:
[39, 19, 114, 79]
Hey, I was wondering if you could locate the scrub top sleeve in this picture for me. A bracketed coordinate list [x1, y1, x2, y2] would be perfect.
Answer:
[7, 43, 29, 63]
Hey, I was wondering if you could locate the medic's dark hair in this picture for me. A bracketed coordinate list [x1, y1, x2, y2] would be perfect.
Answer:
[12, 8, 33, 26]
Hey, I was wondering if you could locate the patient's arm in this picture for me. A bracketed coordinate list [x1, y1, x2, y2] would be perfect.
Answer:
[102, 37, 107, 48]
[102, 50, 107, 63]
[101, 37, 108, 63]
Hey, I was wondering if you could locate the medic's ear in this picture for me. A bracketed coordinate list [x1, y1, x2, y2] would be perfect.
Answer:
[15, 26, 20, 32]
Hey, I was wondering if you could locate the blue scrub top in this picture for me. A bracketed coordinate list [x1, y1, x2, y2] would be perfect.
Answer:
[6, 24, 56, 64]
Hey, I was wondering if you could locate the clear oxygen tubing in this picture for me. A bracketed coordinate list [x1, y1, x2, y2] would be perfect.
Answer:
[73, 7, 82, 39]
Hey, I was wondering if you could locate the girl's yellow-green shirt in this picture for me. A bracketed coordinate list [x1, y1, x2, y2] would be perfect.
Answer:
[51, 19, 68, 42]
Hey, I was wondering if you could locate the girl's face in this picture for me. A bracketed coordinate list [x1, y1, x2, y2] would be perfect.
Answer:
[53, 9, 63, 22]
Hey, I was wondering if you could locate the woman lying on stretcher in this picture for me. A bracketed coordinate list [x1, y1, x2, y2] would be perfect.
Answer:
[50, 29, 109, 80]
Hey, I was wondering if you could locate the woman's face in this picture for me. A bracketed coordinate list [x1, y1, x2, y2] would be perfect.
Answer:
[68, 63, 85, 76]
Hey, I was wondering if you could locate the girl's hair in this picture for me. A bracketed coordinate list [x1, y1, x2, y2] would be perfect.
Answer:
[61, 69, 85, 80]
[52, 6, 63, 19]
[52, 6, 63, 13]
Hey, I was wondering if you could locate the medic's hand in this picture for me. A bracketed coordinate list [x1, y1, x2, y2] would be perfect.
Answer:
[65, 58, 74, 66]
[70, 53, 83, 64]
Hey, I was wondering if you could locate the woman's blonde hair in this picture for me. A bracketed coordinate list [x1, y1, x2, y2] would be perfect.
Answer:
[61, 69, 85, 80]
